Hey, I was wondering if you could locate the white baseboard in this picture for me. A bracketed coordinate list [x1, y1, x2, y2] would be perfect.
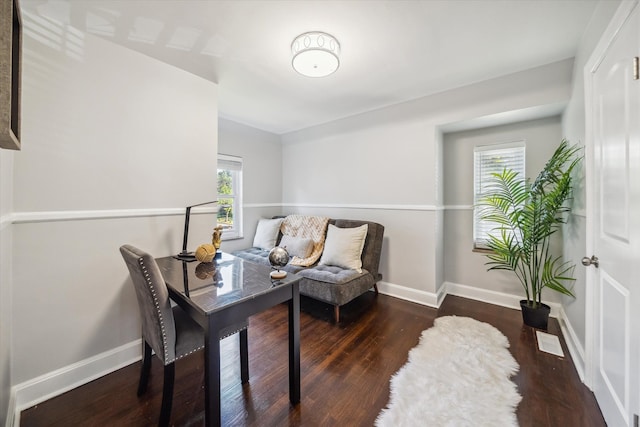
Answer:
[9, 339, 142, 426]
[4, 392, 16, 427]
[557, 306, 586, 382]
[377, 281, 439, 307]
[445, 281, 522, 311]
[378, 279, 563, 317]
[443, 281, 562, 318]
[436, 284, 448, 307]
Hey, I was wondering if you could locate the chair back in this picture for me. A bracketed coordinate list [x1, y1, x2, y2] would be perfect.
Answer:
[120, 245, 176, 364]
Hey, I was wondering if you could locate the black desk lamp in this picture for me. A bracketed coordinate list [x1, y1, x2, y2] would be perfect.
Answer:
[176, 201, 218, 261]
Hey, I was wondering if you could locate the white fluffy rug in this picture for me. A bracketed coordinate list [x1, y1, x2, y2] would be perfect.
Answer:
[376, 316, 521, 427]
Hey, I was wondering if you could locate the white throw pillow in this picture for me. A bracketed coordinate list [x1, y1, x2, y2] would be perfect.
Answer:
[253, 218, 283, 250]
[319, 224, 368, 273]
[279, 234, 314, 259]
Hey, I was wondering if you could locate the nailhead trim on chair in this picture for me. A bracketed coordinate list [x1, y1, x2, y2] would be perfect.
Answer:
[138, 256, 171, 363]
[173, 326, 246, 361]
[175, 344, 205, 361]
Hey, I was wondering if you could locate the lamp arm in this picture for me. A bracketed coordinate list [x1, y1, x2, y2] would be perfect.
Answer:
[181, 206, 193, 255]
[179, 201, 218, 257]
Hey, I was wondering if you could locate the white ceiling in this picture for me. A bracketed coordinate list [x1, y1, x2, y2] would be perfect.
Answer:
[21, 0, 600, 135]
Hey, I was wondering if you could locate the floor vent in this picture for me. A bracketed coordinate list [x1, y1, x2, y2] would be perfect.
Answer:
[535, 331, 564, 357]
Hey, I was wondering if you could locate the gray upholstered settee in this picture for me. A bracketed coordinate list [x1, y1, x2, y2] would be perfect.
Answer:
[232, 218, 384, 322]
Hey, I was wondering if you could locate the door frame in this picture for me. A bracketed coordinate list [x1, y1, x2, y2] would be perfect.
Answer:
[583, 0, 638, 393]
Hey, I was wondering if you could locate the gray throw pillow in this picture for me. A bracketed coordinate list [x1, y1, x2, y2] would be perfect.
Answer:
[279, 234, 314, 259]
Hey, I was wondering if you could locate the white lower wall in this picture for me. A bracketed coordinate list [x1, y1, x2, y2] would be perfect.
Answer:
[561, 0, 621, 357]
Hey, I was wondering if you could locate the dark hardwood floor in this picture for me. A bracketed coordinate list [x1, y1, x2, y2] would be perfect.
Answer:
[20, 293, 604, 426]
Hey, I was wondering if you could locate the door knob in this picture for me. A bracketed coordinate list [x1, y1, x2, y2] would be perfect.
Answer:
[581, 255, 599, 268]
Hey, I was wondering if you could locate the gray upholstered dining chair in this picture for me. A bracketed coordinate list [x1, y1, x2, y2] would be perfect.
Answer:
[119, 244, 247, 427]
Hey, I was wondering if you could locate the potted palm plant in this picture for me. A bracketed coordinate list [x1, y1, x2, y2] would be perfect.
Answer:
[479, 139, 582, 329]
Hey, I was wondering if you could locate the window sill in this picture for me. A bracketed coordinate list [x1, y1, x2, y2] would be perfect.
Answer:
[222, 235, 244, 242]
[472, 247, 493, 254]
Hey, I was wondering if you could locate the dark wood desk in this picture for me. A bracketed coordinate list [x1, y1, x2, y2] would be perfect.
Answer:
[155, 253, 301, 426]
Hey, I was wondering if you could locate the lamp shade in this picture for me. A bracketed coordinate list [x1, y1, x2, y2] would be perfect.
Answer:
[291, 31, 340, 78]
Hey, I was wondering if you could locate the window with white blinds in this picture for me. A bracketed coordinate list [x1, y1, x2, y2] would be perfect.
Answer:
[473, 141, 525, 248]
[217, 154, 243, 240]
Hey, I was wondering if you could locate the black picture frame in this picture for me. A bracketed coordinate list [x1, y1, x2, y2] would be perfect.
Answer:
[1, 0, 22, 150]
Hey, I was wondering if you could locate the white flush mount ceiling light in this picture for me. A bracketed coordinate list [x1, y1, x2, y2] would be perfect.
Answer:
[291, 31, 340, 78]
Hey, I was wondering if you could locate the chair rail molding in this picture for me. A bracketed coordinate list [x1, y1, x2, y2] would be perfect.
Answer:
[11, 207, 218, 224]
[0, 212, 13, 230]
[443, 204, 474, 210]
[282, 202, 442, 211]
[10, 203, 447, 225]
[243, 203, 281, 208]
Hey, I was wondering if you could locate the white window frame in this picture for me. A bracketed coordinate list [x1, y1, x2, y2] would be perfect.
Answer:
[473, 141, 525, 249]
[217, 154, 243, 240]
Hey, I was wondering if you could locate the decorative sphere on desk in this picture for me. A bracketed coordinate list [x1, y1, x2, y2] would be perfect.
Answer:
[195, 244, 216, 263]
[269, 246, 290, 279]
[269, 246, 289, 267]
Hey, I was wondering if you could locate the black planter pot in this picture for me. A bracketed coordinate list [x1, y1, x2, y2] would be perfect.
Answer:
[520, 300, 551, 330]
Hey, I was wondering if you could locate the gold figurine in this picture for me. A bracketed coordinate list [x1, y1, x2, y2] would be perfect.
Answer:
[212, 225, 223, 250]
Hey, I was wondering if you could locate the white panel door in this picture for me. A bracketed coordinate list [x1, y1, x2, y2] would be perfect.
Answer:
[591, 4, 640, 426]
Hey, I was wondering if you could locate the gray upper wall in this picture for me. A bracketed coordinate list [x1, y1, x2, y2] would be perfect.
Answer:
[443, 116, 564, 206]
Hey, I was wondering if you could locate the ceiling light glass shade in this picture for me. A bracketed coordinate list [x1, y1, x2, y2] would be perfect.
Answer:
[291, 31, 340, 78]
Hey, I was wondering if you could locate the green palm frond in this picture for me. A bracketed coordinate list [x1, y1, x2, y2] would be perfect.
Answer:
[542, 257, 576, 298]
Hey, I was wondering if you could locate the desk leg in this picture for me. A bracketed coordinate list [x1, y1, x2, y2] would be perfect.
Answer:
[204, 320, 222, 427]
[240, 328, 249, 383]
[288, 282, 301, 405]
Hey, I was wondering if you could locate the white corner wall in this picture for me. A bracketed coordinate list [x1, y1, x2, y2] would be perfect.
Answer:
[280, 59, 573, 306]
[9, 12, 218, 413]
[0, 148, 14, 425]
[443, 116, 563, 300]
[560, 0, 621, 375]
[217, 118, 283, 253]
